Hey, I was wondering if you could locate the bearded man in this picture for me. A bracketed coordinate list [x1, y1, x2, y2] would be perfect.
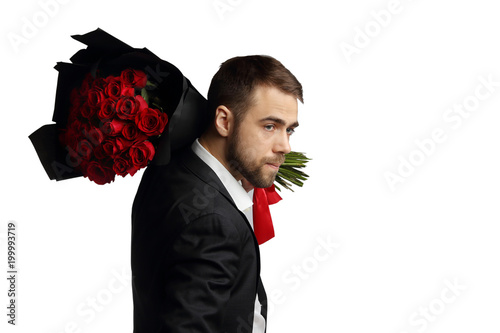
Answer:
[131, 55, 303, 333]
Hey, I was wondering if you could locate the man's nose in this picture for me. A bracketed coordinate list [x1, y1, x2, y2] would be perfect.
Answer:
[274, 131, 291, 155]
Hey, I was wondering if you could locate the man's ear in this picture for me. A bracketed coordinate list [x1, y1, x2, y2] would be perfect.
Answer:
[214, 105, 234, 138]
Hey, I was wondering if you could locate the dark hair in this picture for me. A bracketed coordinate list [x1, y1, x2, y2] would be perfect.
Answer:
[207, 55, 303, 123]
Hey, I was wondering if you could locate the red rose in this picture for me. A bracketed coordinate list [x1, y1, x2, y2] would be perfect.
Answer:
[121, 69, 147, 88]
[129, 141, 155, 168]
[116, 96, 140, 120]
[69, 119, 92, 138]
[92, 77, 107, 89]
[98, 98, 116, 120]
[126, 164, 140, 177]
[84, 127, 105, 145]
[102, 139, 120, 157]
[115, 137, 134, 152]
[122, 122, 139, 141]
[88, 86, 105, 109]
[77, 139, 94, 160]
[93, 144, 107, 160]
[85, 161, 115, 185]
[135, 108, 168, 136]
[102, 119, 127, 136]
[112, 154, 132, 177]
[105, 76, 123, 100]
[80, 102, 96, 120]
[135, 95, 148, 110]
[122, 123, 148, 144]
[121, 86, 135, 97]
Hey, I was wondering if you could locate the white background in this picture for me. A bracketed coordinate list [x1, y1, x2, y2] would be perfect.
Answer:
[2, 0, 500, 332]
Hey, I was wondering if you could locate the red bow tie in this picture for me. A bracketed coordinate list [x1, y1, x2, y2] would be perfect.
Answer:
[252, 185, 282, 245]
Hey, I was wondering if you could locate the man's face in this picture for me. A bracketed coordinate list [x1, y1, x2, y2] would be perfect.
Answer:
[227, 85, 299, 188]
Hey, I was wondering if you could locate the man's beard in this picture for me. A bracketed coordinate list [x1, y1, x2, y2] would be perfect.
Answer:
[227, 126, 284, 188]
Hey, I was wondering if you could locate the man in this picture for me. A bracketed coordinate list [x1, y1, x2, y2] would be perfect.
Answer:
[131, 55, 303, 332]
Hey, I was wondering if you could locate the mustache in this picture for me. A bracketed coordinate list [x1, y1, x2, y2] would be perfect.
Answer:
[263, 155, 285, 165]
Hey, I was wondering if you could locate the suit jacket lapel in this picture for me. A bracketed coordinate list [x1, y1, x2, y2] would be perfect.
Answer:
[179, 147, 262, 281]
[180, 147, 236, 208]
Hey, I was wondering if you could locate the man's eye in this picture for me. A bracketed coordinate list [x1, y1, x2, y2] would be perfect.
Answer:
[286, 128, 295, 135]
[264, 124, 275, 131]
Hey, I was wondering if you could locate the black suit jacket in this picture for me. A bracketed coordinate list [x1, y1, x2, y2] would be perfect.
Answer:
[131, 146, 266, 333]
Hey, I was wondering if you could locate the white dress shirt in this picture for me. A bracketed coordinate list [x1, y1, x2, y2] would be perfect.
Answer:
[191, 139, 266, 333]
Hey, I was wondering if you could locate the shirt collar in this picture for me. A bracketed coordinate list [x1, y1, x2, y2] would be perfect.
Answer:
[191, 139, 253, 212]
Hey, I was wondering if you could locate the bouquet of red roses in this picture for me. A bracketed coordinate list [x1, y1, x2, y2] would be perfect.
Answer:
[61, 68, 169, 184]
[30, 28, 210, 185]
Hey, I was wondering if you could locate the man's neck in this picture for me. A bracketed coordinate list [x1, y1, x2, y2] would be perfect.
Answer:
[198, 135, 242, 182]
